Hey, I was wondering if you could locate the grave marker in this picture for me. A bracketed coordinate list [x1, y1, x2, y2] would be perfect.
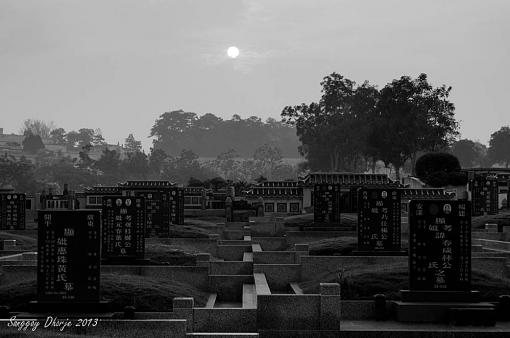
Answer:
[101, 196, 145, 261]
[471, 175, 498, 216]
[37, 210, 100, 303]
[0, 193, 26, 230]
[169, 187, 185, 225]
[408, 200, 471, 291]
[313, 184, 341, 223]
[357, 188, 403, 254]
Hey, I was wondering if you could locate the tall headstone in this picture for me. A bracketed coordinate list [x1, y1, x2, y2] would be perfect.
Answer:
[408, 200, 471, 292]
[392, 200, 493, 323]
[0, 193, 26, 230]
[101, 196, 145, 262]
[37, 210, 100, 304]
[313, 184, 341, 223]
[356, 188, 403, 254]
[349, 186, 362, 213]
[169, 187, 185, 225]
[225, 196, 233, 222]
[471, 174, 498, 216]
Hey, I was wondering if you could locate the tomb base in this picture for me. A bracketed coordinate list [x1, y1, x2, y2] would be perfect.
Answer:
[101, 258, 151, 265]
[393, 290, 495, 323]
[400, 290, 480, 302]
[392, 301, 495, 323]
[351, 249, 407, 256]
[29, 300, 112, 313]
[303, 222, 355, 231]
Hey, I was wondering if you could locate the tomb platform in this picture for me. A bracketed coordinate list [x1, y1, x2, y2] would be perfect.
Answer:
[302, 222, 355, 232]
[393, 290, 496, 323]
[28, 300, 112, 313]
[101, 258, 151, 265]
[351, 249, 407, 256]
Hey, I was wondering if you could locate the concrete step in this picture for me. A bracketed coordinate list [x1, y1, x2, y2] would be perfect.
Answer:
[205, 293, 217, 308]
[243, 252, 253, 262]
[187, 333, 259, 337]
[471, 244, 484, 252]
[474, 238, 510, 252]
[481, 247, 510, 256]
[242, 284, 257, 309]
[485, 223, 499, 232]
[289, 282, 303, 294]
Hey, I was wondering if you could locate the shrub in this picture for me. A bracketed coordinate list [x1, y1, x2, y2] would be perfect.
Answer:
[415, 152, 461, 180]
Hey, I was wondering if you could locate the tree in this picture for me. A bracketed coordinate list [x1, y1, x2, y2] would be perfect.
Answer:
[77, 128, 95, 147]
[282, 73, 379, 171]
[20, 119, 54, 139]
[78, 144, 93, 168]
[415, 152, 467, 187]
[0, 154, 39, 192]
[451, 139, 479, 168]
[22, 131, 45, 154]
[150, 110, 299, 157]
[213, 149, 238, 180]
[416, 152, 462, 179]
[125, 134, 142, 153]
[65, 131, 81, 148]
[253, 143, 283, 176]
[50, 128, 67, 145]
[123, 151, 149, 179]
[95, 148, 121, 175]
[367, 73, 458, 179]
[148, 148, 168, 176]
[488, 126, 510, 168]
[92, 129, 106, 146]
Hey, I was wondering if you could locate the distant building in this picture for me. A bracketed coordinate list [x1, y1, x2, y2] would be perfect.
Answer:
[244, 181, 303, 215]
[0, 127, 127, 162]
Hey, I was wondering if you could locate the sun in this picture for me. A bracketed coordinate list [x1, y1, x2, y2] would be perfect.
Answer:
[227, 46, 240, 58]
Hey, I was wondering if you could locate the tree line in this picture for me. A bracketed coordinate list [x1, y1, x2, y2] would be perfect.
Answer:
[150, 111, 300, 157]
[282, 72, 510, 178]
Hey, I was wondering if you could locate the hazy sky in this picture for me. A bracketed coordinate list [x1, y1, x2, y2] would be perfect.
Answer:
[1, 0, 509, 151]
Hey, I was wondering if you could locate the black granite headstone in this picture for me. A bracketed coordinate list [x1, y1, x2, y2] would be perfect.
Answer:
[0, 193, 26, 230]
[313, 184, 341, 223]
[131, 191, 170, 237]
[37, 210, 100, 303]
[101, 196, 145, 261]
[409, 200, 471, 291]
[471, 175, 498, 216]
[357, 188, 401, 252]
[169, 187, 185, 225]
[349, 186, 362, 213]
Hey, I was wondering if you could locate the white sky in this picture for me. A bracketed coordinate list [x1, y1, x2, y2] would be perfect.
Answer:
[1, 0, 509, 151]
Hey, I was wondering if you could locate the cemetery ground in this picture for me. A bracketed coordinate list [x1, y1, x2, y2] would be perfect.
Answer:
[1, 211, 510, 336]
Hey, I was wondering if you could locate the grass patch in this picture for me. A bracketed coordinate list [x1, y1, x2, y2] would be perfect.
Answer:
[299, 263, 510, 301]
[308, 237, 358, 256]
[0, 230, 37, 250]
[0, 273, 208, 312]
[169, 225, 212, 238]
[145, 243, 198, 265]
[472, 210, 510, 230]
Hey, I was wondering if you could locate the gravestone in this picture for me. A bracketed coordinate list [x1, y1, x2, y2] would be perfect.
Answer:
[349, 186, 362, 213]
[101, 196, 145, 262]
[355, 188, 404, 255]
[393, 200, 493, 323]
[119, 181, 181, 238]
[225, 197, 233, 222]
[169, 187, 185, 225]
[36, 210, 101, 309]
[0, 193, 26, 230]
[471, 174, 499, 216]
[408, 200, 470, 292]
[313, 184, 341, 223]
